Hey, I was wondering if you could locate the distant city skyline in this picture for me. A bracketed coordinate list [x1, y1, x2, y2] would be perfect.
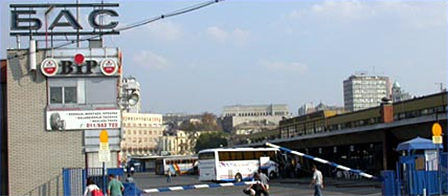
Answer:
[1, 0, 446, 115]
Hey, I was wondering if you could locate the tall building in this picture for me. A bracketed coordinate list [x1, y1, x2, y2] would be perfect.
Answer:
[223, 104, 289, 118]
[343, 74, 391, 111]
[391, 81, 412, 103]
[159, 129, 210, 155]
[121, 77, 141, 113]
[119, 77, 167, 158]
[222, 104, 289, 132]
[298, 102, 345, 116]
[222, 104, 289, 146]
[298, 103, 316, 116]
[6, 47, 122, 195]
[121, 113, 163, 157]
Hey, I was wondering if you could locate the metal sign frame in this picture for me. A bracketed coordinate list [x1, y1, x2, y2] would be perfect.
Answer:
[10, 3, 119, 37]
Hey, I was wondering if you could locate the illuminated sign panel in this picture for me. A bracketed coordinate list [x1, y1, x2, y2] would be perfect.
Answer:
[40, 48, 120, 77]
[10, 3, 119, 36]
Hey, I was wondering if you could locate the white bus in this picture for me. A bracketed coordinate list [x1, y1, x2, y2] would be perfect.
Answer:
[198, 148, 281, 182]
[155, 155, 198, 176]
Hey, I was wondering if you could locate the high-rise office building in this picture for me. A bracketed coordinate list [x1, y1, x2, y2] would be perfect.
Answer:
[343, 74, 391, 111]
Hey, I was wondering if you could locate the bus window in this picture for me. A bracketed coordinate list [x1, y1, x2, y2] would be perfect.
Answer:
[218, 152, 230, 161]
[235, 151, 243, 160]
[243, 151, 255, 160]
[230, 152, 237, 160]
[199, 152, 215, 160]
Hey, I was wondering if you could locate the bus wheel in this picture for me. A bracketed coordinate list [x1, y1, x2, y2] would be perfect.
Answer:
[269, 171, 277, 179]
[235, 173, 242, 182]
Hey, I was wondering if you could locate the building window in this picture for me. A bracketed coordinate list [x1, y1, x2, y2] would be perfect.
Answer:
[50, 87, 62, 104]
[64, 87, 77, 103]
[50, 86, 77, 104]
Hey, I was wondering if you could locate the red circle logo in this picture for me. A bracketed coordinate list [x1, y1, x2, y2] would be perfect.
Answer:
[74, 53, 85, 65]
[40, 58, 59, 77]
[100, 59, 118, 76]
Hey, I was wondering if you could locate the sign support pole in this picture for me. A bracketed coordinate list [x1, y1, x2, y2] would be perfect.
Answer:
[102, 161, 106, 194]
[432, 122, 443, 196]
[99, 130, 110, 194]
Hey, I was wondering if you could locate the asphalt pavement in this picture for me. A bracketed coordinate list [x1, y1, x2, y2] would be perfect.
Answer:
[129, 172, 382, 196]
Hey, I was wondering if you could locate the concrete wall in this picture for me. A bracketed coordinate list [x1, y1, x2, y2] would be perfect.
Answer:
[7, 50, 85, 195]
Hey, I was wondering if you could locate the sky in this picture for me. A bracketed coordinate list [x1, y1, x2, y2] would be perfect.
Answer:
[1, 0, 447, 115]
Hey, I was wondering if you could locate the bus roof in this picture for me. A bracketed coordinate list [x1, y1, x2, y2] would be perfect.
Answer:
[131, 155, 197, 160]
[157, 155, 198, 161]
[198, 147, 279, 154]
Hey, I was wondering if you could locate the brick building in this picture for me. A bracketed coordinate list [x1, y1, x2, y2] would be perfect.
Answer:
[5, 48, 122, 195]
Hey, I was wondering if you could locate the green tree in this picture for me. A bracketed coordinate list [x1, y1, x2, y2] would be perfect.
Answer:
[194, 112, 221, 131]
[194, 132, 228, 153]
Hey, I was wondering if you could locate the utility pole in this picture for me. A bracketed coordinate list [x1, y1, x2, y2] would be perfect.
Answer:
[436, 83, 444, 92]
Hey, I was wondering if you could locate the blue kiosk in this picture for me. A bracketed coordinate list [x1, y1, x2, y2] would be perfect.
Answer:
[383, 137, 445, 196]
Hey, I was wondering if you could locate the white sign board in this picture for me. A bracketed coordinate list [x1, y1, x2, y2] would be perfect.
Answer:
[99, 143, 111, 162]
[46, 109, 121, 130]
[432, 136, 443, 144]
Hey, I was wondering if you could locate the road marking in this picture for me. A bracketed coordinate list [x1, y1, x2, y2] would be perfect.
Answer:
[143, 181, 256, 193]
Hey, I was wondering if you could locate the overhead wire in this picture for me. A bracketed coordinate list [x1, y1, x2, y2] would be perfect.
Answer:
[6, 0, 223, 60]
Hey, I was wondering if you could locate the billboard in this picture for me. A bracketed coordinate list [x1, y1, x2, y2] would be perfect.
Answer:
[46, 109, 121, 131]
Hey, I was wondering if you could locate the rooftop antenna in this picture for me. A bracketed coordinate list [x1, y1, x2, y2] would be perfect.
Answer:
[76, 0, 80, 48]
[436, 83, 444, 92]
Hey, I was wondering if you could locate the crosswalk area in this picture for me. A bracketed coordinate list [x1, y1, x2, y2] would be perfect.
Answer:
[143, 181, 256, 193]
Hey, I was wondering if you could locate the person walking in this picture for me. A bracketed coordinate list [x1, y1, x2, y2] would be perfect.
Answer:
[107, 174, 124, 196]
[309, 165, 324, 196]
[125, 174, 134, 183]
[166, 169, 172, 183]
[130, 166, 135, 175]
[257, 169, 270, 193]
[295, 161, 302, 178]
[244, 176, 267, 196]
[83, 177, 103, 196]
[253, 172, 269, 196]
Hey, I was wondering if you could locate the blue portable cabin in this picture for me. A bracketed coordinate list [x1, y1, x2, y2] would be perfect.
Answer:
[394, 137, 444, 196]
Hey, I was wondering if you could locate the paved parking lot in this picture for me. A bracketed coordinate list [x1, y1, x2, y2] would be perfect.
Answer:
[130, 172, 382, 196]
